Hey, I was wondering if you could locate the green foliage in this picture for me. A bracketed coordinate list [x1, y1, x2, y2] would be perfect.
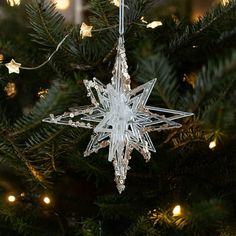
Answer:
[125, 216, 159, 236]
[0, 199, 58, 236]
[137, 53, 178, 108]
[183, 199, 230, 233]
[169, 0, 236, 56]
[68, 218, 101, 236]
[26, 0, 66, 48]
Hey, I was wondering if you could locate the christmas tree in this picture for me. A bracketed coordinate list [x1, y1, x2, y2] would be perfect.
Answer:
[0, 0, 235, 235]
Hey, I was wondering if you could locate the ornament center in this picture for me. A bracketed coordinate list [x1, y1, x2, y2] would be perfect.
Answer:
[107, 84, 133, 130]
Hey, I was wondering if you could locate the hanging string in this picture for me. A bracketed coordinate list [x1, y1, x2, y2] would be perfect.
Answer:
[115, 0, 126, 93]
[20, 33, 71, 70]
[119, 0, 125, 36]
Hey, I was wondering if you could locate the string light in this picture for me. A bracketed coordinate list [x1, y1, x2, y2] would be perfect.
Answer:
[172, 205, 181, 216]
[43, 196, 51, 205]
[53, 0, 70, 10]
[8, 195, 16, 203]
[146, 21, 163, 29]
[221, 0, 230, 6]
[2, 18, 163, 75]
[209, 140, 216, 149]
[110, 0, 120, 7]
[2, 30, 72, 74]
[140, 17, 163, 29]
[7, 0, 21, 6]
[140, 16, 148, 23]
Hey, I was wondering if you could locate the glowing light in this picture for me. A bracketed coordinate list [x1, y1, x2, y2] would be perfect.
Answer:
[7, 0, 21, 6]
[8, 195, 16, 202]
[0, 54, 4, 63]
[140, 16, 148, 24]
[53, 0, 70, 10]
[209, 140, 216, 149]
[38, 88, 48, 99]
[110, 0, 120, 7]
[173, 205, 181, 216]
[146, 21, 163, 29]
[221, 0, 230, 5]
[43, 196, 51, 205]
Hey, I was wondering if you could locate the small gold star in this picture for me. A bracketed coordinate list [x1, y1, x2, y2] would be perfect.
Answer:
[80, 22, 93, 39]
[5, 59, 21, 74]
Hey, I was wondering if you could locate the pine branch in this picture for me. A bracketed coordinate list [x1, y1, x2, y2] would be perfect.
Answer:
[10, 81, 79, 138]
[96, 194, 139, 220]
[184, 51, 236, 113]
[216, 27, 236, 46]
[0, 81, 83, 187]
[182, 199, 230, 233]
[26, 0, 80, 67]
[169, 1, 236, 54]
[169, 48, 236, 148]
[125, 216, 159, 236]
[26, 0, 66, 48]
[137, 53, 179, 108]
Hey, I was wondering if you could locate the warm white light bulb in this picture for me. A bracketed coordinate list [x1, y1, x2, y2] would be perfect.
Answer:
[221, 0, 230, 5]
[43, 196, 51, 204]
[53, 0, 70, 10]
[8, 195, 16, 202]
[7, 0, 21, 6]
[209, 140, 216, 149]
[110, 0, 120, 7]
[146, 21, 163, 29]
[173, 205, 181, 216]
[140, 16, 148, 23]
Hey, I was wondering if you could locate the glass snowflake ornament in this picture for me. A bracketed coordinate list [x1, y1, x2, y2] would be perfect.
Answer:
[43, 37, 193, 193]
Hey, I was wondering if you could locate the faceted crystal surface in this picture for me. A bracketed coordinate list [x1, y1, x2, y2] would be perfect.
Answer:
[43, 37, 193, 193]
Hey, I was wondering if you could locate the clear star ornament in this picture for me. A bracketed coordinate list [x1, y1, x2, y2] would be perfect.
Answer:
[43, 0, 193, 193]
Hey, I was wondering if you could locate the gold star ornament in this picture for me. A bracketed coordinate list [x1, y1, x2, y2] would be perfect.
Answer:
[4, 82, 17, 97]
[80, 23, 93, 39]
[5, 59, 21, 74]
